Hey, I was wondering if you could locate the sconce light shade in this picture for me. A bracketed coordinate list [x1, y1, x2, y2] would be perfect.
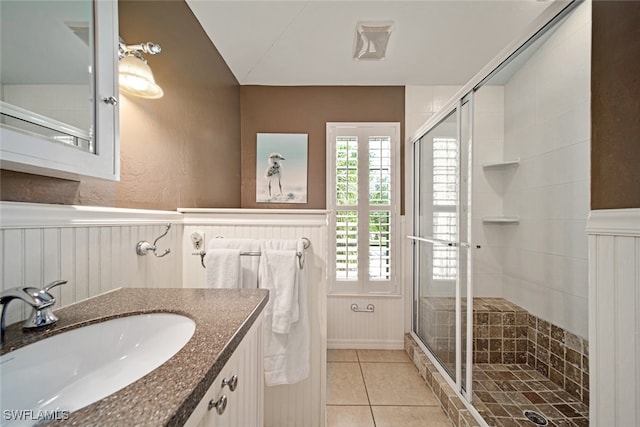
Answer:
[118, 55, 164, 99]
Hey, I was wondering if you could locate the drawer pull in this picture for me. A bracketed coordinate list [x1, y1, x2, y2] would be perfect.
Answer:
[208, 394, 228, 415]
[222, 374, 238, 392]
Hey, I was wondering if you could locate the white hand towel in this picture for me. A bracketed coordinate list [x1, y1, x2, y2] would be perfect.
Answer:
[207, 239, 261, 288]
[263, 250, 298, 334]
[204, 249, 241, 288]
[259, 239, 309, 387]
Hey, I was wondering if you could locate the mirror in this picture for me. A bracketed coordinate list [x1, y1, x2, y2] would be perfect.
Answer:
[1, 0, 94, 152]
[0, 0, 119, 181]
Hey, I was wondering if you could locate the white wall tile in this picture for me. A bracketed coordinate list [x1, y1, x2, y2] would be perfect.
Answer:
[474, 86, 504, 113]
[405, 112, 434, 140]
[499, 0, 590, 337]
[433, 86, 462, 112]
[405, 86, 434, 113]
[404, 85, 462, 141]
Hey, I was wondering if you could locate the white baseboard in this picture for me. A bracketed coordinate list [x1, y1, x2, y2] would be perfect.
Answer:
[328, 339, 405, 350]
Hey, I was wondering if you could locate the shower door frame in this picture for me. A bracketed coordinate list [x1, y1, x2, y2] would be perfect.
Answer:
[406, 1, 582, 425]
[409, 93, 474, 400]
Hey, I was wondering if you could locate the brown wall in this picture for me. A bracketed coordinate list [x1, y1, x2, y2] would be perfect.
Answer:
[1, 0, 241, 210]
[591, 1, 640, 209]
[8, 2, 639, 211]
[240, 86, 405, 210]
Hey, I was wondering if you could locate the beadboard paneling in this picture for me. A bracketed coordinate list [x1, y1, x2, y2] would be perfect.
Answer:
[181, 210, 328, 427]
[0, 203, 183, 327]
[327, 296, 405, 349]
[588, 209, 640, 427]
[327, 216, 408, 350]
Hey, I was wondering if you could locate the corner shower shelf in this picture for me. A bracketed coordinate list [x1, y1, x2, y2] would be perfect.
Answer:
[482, 158, 520, 169]
[482, 216, 520, 224]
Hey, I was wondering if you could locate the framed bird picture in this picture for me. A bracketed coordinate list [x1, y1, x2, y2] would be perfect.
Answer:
[256, 133, 308, 203]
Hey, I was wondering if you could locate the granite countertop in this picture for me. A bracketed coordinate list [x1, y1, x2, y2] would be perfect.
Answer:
[1, 287, 269, 426]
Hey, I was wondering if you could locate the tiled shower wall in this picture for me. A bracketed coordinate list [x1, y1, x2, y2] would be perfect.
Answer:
[527, 313, 589, 406]
[417, 297, 588, 405]
[501, 0, 591, 339]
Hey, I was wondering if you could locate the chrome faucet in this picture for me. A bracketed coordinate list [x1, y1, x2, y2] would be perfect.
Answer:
[0, 280, 67, 345]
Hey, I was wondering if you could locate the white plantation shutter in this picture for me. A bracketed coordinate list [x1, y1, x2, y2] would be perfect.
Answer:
[327, 123, 400, 295]
[432, 137, 458, 280]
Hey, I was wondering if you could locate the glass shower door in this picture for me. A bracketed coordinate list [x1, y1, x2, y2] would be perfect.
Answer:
[412, 99, 473, 396]
[413, 109, 459, 381]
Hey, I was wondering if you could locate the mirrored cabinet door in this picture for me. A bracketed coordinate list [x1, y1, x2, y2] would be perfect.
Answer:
[0, 0, 119, 181]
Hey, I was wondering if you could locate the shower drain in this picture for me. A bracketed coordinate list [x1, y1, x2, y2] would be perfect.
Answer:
[523, 410, 548, 426]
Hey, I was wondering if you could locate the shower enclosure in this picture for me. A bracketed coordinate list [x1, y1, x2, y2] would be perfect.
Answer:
[409, 1, 591, 426]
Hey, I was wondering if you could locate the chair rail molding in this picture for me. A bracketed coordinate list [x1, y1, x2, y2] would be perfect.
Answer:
[0, 202, 182, 229]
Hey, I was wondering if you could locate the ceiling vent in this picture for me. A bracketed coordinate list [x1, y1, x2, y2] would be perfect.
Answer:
[353, 21, 393, 61]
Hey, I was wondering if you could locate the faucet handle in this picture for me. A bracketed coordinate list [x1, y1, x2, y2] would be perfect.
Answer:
[44, 280, 67, 293]
[22, 280, 67, 330]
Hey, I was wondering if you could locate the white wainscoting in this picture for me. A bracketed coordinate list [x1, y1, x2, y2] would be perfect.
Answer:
[180, 208, 328, 427]
[0, 202, 183, 327]
[587, 208, 640, 427]
[327, 295, 405, 349]
[327, 215, 408, 350]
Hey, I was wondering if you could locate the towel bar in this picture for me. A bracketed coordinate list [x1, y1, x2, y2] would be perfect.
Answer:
[351, 303, 375, 313]
[194, 237, 310, 269]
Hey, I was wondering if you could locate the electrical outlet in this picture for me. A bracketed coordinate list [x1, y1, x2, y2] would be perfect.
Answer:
[190, 232, 204, 250]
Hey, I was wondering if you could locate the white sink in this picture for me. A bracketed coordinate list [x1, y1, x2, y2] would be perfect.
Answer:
[0, 313, 195, 426]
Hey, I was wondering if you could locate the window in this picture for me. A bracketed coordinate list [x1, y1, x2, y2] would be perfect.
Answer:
[432, 137, 458, 281]
[327, 123, 400, 295]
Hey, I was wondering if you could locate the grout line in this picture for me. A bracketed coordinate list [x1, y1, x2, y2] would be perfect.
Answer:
[358, 358, 378, 427]
[358, 359, 372, 407]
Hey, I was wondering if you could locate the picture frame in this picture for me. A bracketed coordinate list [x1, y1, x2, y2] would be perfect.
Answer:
[256, 133, 308, 203]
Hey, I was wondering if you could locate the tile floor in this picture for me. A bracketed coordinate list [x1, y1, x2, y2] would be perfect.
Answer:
[327, 349, 453, 427]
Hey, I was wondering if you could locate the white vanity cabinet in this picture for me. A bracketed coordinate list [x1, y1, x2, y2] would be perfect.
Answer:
[185, 316, 264, 427]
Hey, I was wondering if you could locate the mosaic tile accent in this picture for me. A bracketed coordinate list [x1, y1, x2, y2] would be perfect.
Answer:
[527, 314, 590, 406]
[473, 364, 589, 427]
[409, 297, 591, 426]
[420, 297, 530, 365]
[472, 298, 529, 365]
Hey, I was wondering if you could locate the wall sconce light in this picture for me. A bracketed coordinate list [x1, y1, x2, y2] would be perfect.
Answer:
[118, 41, 164, 99]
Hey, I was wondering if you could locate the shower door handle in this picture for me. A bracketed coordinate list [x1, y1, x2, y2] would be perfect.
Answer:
[459, 242, 482, 249]
[407, 236, 481, 249]
[407, 235, 456, 247]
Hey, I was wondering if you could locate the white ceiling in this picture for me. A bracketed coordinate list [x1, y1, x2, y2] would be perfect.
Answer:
[186, 0, 555, 86]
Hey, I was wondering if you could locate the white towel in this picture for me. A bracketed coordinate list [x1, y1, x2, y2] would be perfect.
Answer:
[259, 239, 309, 386]
[204, 249, 240, 288]
[207, 239, 261, 288]
[263, 250, 298, 334]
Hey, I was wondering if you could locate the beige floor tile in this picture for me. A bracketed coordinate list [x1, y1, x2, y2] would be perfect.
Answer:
[327, 362, 369, 405]
[328, 349, 359, 362]
[326, 406, 375, 427]
[361, 363, 439, 406]
[371, 406, 453, 427]
[357, 349, 411, 363]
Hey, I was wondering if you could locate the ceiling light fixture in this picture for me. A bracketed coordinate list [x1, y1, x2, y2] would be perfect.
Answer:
[118, 41, 164, 99]
[353, 21, 394, 61]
